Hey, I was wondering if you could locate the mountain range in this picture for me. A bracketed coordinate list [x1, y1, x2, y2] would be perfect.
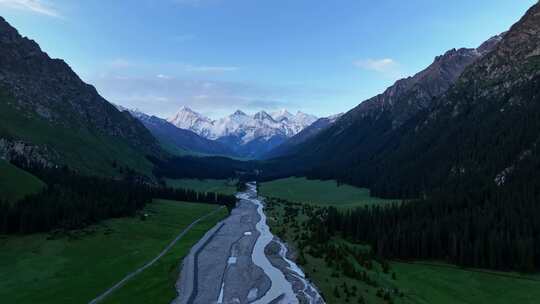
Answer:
[115, 106, 234, 157]
[167, 107, 318, 158]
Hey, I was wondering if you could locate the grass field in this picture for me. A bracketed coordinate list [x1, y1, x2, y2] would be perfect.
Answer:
[0, 159, 45, 203]
[102, 206, 226, 304]
[166, 178, 237, 195]
[0, 200, 227, 304]
[392, 262, 540, 304]
[260, 177, 395, 208]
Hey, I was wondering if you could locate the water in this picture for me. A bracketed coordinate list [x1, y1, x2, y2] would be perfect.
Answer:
[248, 182, 299, 304]
[244, 182, 324, 304]
[276, 239, 324, 303]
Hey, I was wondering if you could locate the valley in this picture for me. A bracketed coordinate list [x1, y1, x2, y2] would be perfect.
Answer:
[0, 200, 227, 304]
[1, 1, 540, 304]
[174, 182, 323, 304]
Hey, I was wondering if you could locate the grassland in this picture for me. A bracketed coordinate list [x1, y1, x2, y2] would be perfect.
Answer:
[0, 200, 227, 304]
[166, 178, 237, 195]
[260, 177, 396, 208]
[392, 262, 540, 304]
[102, 207, 226, 304]
[262, 183, 540, 304]
[0, 159, 45, 203]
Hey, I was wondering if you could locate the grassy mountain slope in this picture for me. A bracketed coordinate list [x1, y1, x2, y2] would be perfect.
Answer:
[0, 159, 44, 203]
[0, 17, 162, 176]
[0, 92, 154, 175]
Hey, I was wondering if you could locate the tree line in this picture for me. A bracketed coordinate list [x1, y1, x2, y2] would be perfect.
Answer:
[0, 161, 236, 234]
[325, 174, 540, 272]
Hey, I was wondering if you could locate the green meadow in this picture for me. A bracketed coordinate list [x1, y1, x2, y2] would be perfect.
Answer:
[260, 177, 396, 208]
[391, 262, 540, 304]
[102, 206, 226, 304]
[0, 200, 226, 304]
[0, 159, 45, 203]
[166, 178, 238, 195]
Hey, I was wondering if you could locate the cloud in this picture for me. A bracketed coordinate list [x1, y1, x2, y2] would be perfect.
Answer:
[105, 59, 238, 74]
[185, 65, 240, 73]
[156, 74, 172, 79]
[353, 58, 402, 78]
[89, 73, 333, 119]
[0, 0, 60, 17]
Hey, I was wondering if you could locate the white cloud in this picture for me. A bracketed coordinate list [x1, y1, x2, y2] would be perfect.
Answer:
[185, 65, 239, 73]
[89, 74, 330, 119]
[156, 74, 171, 79]
[353, 58, 402, 78]
[0, 0, 60, 17]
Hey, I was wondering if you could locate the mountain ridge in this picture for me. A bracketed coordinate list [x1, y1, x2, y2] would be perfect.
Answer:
[0, 16, 162, 176]
[277, 30, 505, 181]
[168, 106, 318, 158]
[116, 105, 234, 157]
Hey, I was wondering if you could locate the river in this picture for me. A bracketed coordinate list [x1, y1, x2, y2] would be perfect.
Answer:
[172, 182, 324, 304]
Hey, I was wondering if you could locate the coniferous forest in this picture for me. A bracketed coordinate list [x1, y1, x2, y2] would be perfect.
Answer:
[325, 167, 540, 272]
[0, 160, 236, 234]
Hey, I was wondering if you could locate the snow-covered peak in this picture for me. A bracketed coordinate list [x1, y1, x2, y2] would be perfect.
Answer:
[294, 111, 318, 125]
[254, 110, 275, 121]
[113, 103, 148, 120]
[327, 113, 344, 123]
[271, 109, 294, 122]
[232, 109, 247, 116]
[167, 107, 214, 138]
[167, 106, 319, 144]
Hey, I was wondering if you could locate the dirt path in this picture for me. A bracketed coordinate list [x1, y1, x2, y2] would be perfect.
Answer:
[88, 206, 225, 304]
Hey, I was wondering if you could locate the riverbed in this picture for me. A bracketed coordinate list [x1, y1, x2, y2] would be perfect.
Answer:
[172, 182, 324, 304]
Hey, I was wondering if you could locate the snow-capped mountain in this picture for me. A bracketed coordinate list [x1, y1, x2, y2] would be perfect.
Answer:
[115, 105, 233, 156]
[168, 106, 215, 138]
[168, 107, 317, 141]
[167, 107, 318, 158]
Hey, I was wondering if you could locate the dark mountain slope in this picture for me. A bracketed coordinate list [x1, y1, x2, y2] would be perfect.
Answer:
[361, 2, 540, 197]
[319, 3, 540, 272]
[263, 114, 342, 159]
[0, 17, 162, 176]
[283, 32, 503, 192]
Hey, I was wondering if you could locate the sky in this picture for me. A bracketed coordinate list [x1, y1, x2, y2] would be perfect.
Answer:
[0, 0, 536, 119]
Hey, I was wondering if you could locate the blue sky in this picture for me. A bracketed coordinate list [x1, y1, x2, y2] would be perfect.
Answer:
[0, 0, 536, 118]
